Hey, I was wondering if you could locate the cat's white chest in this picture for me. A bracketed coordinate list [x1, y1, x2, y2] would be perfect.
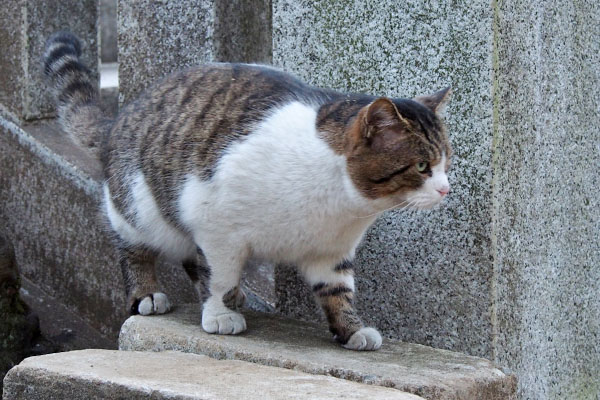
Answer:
[179, 102, 376, 266]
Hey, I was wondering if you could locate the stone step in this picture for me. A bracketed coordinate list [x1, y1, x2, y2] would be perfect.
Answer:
[119, 304, 517, 400]
[2, 349, 423, 400]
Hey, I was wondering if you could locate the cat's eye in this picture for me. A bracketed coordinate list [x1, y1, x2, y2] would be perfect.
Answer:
[416, 162, 428, 172]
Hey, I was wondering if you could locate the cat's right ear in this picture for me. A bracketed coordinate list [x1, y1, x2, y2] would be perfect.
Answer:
[363, 98, 410, 139]
[414, 87, 452, 114]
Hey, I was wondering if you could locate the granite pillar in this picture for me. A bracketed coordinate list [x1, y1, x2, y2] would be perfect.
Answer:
[0, 0, 98, 121]
[117, 0, 271, 105]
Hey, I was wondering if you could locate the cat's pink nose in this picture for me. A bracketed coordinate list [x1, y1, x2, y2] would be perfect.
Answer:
[437, 187, 450, 197]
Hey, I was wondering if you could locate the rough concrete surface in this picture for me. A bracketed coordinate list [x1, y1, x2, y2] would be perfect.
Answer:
[18, 277, 115, 351]
[119, 305, 517, 400]
[3, 350, 424, 400]
[0, 115, 197, 343]
[117, 0, 271, 105]
[0, 0, 98, 120]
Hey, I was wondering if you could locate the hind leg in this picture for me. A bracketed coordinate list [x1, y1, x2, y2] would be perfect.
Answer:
[119, 245, 170, 316]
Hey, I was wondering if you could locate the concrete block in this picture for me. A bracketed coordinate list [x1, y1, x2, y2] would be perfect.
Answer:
[0, 113, 197, 344]
[272, 1, 600, 398]
[119, 304, 517, 400]
[3, 350, 424, 400]
[117, 0, 271, 104]
[0, 0, 98, 121]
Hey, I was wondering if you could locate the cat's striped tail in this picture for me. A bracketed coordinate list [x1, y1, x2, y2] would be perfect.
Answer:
[43, 31, 110, 159]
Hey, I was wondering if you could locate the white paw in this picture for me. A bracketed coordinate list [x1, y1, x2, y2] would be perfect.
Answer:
[343, 327, 382, 351]
[137, 292, 171, 316]
[202, 311, 247, 335]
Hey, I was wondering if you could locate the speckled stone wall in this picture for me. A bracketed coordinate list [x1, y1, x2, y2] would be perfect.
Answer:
[492, 1, 600, 398]
[0, 0, 98, 121]
[273, 0, 497, 356]
[273, 1, 599, 398]
[117, 0, 271, 105]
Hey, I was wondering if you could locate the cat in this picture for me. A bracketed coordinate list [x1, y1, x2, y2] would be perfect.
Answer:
[43, 31, 451, 351]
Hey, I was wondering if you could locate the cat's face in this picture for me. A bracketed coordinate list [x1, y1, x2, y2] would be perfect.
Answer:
[345, 89, 451, 210]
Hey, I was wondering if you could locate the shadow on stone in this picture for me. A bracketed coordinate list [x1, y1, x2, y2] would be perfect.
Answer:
[0, 235, 59, 392]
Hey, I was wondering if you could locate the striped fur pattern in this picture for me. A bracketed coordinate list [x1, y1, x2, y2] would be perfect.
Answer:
[43, 32, 452, 351]
[43, 32, 111, 158]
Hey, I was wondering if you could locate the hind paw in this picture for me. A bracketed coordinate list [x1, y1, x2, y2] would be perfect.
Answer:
[133, 292, 171, 316]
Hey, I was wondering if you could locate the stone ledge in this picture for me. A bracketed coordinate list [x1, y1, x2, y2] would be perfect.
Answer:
[119, 305, 517, 400]
[2, 350, 423, 400]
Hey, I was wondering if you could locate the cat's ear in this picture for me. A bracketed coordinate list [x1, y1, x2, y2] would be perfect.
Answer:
[414, 87, 451, 113]
[363, 97, 410, 139]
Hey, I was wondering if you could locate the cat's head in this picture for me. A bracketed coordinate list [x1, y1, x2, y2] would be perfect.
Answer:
[346, 88, 451, 210]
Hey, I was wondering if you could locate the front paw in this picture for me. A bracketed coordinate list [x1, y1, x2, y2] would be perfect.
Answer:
[202, 311, 247, 335]
[343, 327, 382, 351]
[132, 292, 171, 316]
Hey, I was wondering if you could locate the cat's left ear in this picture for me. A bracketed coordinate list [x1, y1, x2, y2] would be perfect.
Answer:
[414, 87, 452, 113]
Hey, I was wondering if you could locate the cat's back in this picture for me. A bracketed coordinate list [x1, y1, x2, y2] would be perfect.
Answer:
[106, 63, 326, 174]
[103, 63, 335, 234]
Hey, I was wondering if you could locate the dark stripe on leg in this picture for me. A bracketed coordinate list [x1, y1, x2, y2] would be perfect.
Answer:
[313, 282, 363, 344]
[334, 260, 353, 272]
[317, 286, 353, 297]
[312, 282, 326, 292]
[182, 260, 200, 282]
[183, 247, 212, 303]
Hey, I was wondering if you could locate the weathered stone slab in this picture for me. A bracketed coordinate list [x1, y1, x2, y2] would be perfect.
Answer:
[119, 305, 517, 400]
[2, 350, 424, 400]
[0, 0, 98, 120]
[492, 2, 600, 398]
[0, 113, 197, 344]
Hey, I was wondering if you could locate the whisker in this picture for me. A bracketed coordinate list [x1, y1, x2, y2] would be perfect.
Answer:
[351, 199, 416, 219]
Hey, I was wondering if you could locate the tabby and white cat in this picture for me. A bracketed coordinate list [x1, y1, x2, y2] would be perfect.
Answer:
[44, 32, 451, 351]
